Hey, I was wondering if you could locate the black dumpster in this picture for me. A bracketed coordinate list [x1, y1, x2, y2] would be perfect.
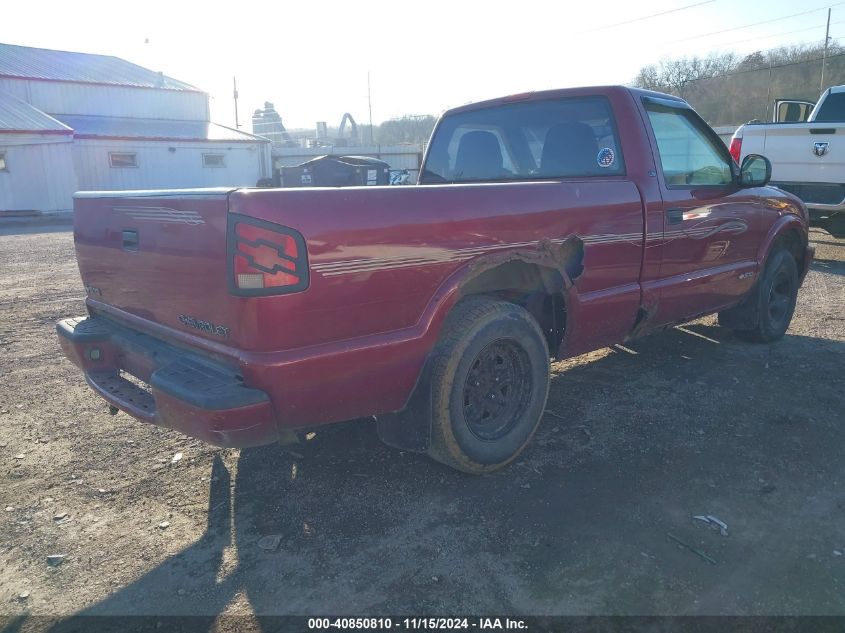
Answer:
[280, 155, 391, 188]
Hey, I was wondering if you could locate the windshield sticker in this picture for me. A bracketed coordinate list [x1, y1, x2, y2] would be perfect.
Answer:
[597, 147, 615, 168]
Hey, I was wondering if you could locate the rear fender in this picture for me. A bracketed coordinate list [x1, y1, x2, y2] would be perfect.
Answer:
[377, 237, 582, 452]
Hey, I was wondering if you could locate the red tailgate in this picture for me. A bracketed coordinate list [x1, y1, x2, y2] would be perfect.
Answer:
[73, 189, 247, 347]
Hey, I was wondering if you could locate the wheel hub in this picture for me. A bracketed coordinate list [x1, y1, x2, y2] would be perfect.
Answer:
[462, 339, 532, 441]
[767, 268, 794, 325]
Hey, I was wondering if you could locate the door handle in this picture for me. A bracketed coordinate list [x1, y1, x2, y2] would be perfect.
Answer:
[666, 209, 683, 225]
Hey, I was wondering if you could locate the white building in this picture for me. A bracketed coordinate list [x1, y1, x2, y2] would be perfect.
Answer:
[0, 42, 271, 216]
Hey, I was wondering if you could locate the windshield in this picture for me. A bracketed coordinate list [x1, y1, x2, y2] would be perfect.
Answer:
[420, 96, 625, 184]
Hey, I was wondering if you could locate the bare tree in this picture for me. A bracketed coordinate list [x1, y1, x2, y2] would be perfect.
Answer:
[633, 42, 845, 125]
[634, 52, 738, 98]
[375, 115, 437, 145]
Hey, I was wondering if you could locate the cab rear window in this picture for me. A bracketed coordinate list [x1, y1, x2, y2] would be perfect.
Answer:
[420, 96, 624, 184]
[813, 92, 845, 123]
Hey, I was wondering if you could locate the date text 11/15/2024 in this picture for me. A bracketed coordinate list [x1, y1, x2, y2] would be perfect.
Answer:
[307, 617, 528, 630]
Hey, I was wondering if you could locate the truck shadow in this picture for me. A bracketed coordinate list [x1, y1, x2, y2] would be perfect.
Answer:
[808, 238, 845, 248]
[812, 258, 845, 276]
[0, 221, 72, 237]
[40, 324, 845, 628]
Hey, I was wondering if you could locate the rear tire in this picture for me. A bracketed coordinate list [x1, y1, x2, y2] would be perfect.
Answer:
[427, 296, 550, 474]
[829, 214, 845, 239]
[723, 248, 799, 343]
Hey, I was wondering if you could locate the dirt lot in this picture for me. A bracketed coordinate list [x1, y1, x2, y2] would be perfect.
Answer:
[1, 225, 844, 629]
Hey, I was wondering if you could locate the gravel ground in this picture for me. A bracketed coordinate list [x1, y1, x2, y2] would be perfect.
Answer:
[0, 226, 843, 631]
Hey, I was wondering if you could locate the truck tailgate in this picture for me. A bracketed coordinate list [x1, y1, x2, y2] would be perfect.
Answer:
[73, 189, 244, 347]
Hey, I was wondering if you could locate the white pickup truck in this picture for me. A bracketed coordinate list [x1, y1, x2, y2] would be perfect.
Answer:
[731, 85, 845, 238]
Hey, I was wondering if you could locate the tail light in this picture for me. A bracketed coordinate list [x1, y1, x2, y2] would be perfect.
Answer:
[227, 214, 309, 296]
[729, 134, 743, 164]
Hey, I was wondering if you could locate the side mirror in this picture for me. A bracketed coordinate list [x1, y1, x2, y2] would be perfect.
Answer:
[739, 154, 771, 188]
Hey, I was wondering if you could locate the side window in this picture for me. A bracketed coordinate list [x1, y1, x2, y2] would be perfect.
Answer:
[203, 153, 226, 168]
[644, 102, 732, 187]
[109, 152, 138, 168]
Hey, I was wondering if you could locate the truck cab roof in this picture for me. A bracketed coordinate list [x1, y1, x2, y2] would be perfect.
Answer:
[442, 86, 685, 117]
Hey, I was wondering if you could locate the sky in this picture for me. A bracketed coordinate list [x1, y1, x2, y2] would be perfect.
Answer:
[1, 0, 843, 130]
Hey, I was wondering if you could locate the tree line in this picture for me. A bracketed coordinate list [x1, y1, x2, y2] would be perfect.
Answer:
[633, 42, 845, 126]
[373, 115, 437, 145]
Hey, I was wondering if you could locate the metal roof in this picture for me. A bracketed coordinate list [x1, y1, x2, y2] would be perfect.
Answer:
[0, 90, 72, 133]
[0, 42, 200, 92]
[54, 114, 269, 143]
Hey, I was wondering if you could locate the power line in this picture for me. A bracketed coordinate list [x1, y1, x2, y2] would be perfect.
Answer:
[663, 2, 845, 44]
[625, 32, 845, 86]
[578, 0, 716, 34]
[710, 19, 845, 49]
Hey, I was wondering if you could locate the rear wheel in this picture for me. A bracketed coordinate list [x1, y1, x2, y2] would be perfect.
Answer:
[722, 248, 799, 343]
[427, 296, 550, 474]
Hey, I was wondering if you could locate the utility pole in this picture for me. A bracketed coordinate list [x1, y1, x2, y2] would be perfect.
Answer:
[765, 58, 773, 121]
[821, 8, 832, 92]
[233, 77, 240, 129]
[367, 72, 374, 145]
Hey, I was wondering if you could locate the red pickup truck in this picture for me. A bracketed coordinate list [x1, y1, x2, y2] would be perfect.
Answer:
[57, 86, 813, 473]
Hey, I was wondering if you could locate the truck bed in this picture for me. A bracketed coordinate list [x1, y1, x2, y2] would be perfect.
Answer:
[68, 180, 645, 436]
